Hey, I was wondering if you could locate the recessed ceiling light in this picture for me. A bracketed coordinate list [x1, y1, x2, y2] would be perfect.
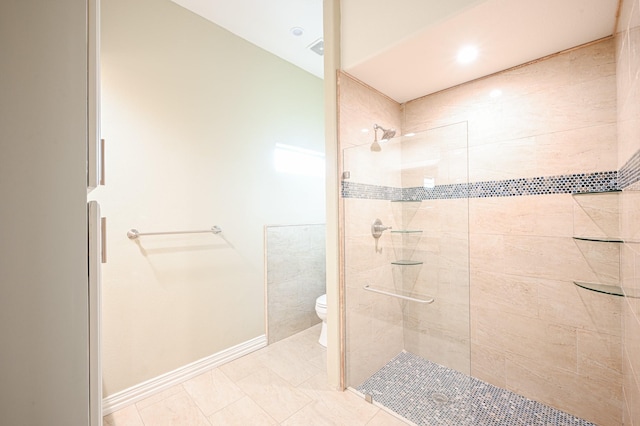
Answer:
[490, 89, 502, 98]
[457, 46, 478, 64]
[361, 128, 370, 133]
[404, 133, 416, 137]
[290, 27, 304, 37]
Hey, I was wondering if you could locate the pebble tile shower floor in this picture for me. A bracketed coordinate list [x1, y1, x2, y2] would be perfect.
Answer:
[356, 351, 595, 426]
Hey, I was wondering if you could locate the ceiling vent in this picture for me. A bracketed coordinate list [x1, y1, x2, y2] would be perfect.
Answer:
[308, 38, 324, 56]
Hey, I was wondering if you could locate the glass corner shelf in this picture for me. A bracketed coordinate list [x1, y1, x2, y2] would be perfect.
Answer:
[572, 236, 624, 243]
[391, 230, 423, 234]
[572, 190, 622, 196]
[391, 260, 423, 266]
[573, 281, 639, 298]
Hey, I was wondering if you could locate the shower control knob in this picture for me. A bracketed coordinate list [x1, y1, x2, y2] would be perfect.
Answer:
[371, 219, 392, 239]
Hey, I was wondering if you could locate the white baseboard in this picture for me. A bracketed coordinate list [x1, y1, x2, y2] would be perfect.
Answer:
[102, 334, 267, 416]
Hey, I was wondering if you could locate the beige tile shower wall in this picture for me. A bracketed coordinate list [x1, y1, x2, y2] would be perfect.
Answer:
[617, 0, 640, 424]
[338, 72, 403, 151]
[404, 39, 617, 180]
[400, 124, 469, 187]
[405, 39, 620, 425]
[403, 201, 470, 374]
[400, 124, 471, 375]
[344, 198, 404, 386]
[467, 161, 623, 422]
[343, 140, 404, 188]
[338, 72, 405, 386]
[617, 0, 640, 168]
[266, 224, 326, 344]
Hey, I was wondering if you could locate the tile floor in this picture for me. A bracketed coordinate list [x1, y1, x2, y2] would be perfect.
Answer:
[103, 324, 408, 425]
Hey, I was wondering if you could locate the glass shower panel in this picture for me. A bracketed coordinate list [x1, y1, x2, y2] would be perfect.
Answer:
[342, 122, 471, 424]
[342, 134, 404, 387]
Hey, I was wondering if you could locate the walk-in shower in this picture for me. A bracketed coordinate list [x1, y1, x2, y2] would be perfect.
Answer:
[341, 122, 596, 425]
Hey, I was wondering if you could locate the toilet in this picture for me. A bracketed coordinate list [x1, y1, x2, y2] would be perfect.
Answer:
[315, 294, 327, 347]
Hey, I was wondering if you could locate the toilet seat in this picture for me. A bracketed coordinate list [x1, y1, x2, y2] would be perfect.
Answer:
[315, 293, 327, 347]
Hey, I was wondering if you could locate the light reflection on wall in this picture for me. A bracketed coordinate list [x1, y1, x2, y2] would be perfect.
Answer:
[274, 143, 326, 177]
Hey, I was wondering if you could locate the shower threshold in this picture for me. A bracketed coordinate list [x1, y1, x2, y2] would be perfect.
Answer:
[355, 351, 595, 426]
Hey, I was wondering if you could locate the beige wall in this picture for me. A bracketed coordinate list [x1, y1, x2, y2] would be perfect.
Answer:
[0, 1, 90, 424]
[340, 38, 622, 424]
[94, 0, 325, 396]
[617, 0, 640, 424]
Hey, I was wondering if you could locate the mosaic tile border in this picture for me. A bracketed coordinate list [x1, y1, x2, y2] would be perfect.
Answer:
[341, 181, 403, 200]
[356, 351, 596, 426]
[342, 171, 619, 200]
[619, 147, 640, 189]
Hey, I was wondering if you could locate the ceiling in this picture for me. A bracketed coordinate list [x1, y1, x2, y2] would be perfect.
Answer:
[343, 0, 620, 103]
[171, 0, 325, 78]
[172, 0, 620, 103]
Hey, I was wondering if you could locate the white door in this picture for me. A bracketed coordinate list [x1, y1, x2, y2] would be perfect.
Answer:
[88, 200, 104, 426]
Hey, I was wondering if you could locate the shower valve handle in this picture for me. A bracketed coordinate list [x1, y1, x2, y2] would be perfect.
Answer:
[371, 219, 392, 239]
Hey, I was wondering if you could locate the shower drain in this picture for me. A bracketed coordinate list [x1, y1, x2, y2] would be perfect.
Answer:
[431, 393, 449, 404]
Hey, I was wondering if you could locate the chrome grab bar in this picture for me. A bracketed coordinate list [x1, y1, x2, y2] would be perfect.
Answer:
[363, 285, 434, 304]
[127, 225, 222, 240]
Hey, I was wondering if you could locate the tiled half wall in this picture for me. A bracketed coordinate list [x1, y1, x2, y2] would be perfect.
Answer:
[265, 224, 326, 344]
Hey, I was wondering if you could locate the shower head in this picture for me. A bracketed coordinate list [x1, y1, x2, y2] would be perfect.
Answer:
[371, 124, 396, 151]
[375, 124, 396, 141]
